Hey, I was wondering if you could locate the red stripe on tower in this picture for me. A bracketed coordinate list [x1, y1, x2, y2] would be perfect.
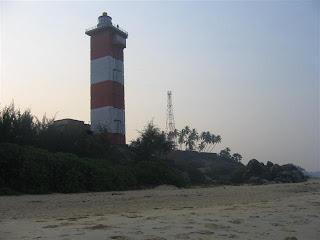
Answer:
[85, 12, 128, 144]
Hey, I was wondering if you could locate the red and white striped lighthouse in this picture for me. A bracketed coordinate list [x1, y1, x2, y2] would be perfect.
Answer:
[85, 12, 128, 144]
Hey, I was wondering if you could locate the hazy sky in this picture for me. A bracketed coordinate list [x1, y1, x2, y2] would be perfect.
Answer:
[1, 0, 319, 171]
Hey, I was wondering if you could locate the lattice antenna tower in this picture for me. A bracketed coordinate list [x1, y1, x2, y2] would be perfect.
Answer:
[166, 91, 176, 142]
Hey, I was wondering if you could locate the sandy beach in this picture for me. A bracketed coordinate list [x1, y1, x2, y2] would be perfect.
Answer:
[0, 179, 319, 240]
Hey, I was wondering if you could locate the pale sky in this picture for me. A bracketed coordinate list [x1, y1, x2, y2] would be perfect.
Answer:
[1, 0, 319, 171]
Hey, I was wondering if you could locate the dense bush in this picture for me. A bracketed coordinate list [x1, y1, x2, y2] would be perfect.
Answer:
[0, 104, 192, 195]
[229, 168, 246, 184]
[134, 160, 186, 187]
[130, 121, 174, 160]
[0, 103, 52, 146]
[0, 143, 186, 194]
[0, 143, 124, 193]
[185, 167, 206, 184]
[0, 103, 113, 159]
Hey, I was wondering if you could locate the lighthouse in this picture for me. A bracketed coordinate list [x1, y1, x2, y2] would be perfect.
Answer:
[85, 12, 128, 144]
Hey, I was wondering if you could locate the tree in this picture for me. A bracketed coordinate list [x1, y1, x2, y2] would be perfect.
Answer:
[203, 131, 212, 152]
[175, 127, 222, 153]
[219, 147, 231, 158]
[130, 121, 174, 160]
[198, 141, 205, 152]
[178, 129, 186, 150]
[208, 135, 222, 153]
[167, 128, 179, 147]
[232, 153, 242, 162]
[184, 126, 191, 135]
[185, 128, 198, 151]
[0, 102, 55, 146]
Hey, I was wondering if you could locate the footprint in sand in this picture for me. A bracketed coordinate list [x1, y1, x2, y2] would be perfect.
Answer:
[228, 234, 239, 238]
[145, 216, 159, 220]
[43, 224, 60, 228]
[109, 236, 129, 240]
[74, 232, 85, 235]
[59, 222, 74, 227]
[152, 226, 172, 230]
[123, 213, 142, 218]
[58, 234, 70, 237]
[83, 224, 111, 230]
[282, 228, 296, 233]
[270, 222, 284, 227]
[174, 234, 190, 239]
[203, 218, 215, 222]
[218, 234, 228, 237]
[205, 223, 230, 230]
[293, 219, 310, 224]
[190, 230, 214, 235]
[229, 219, 243, 224]
[96, 217, 107, 221]
[309, 201, 320, 207]
[183, 226, 193, 229]
[143, 236, 166, 240]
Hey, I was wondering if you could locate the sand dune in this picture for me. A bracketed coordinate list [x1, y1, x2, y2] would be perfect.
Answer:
[1, 179, 319, 240]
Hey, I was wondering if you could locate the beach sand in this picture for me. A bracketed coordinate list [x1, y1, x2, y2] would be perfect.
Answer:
[0, 179, 319, 240]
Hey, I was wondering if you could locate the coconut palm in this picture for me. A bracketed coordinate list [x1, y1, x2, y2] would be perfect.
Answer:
[208, 134, 221, 153]
[199, 131, 206, 151]
[203, 131, 212, 152]
[198, 141, 205, 152]
[191, 128, 198, 141]
[184, 126, 191, 135]
[172, 128, 179, 145]
[184, 128, 197, 151]
[178, 129, 186, 150]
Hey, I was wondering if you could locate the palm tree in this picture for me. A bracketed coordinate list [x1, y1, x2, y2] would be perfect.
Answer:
[208, 135, 221, 153]
[203, 131, 212, 152]
[198, 141, 205, 152]
[191, 128, 198, 141]
[167, 128, 179, 147]
[209, 133, 216, 151]
[184, 126, 191, 135]
[185, 134, 194, 151]
[178, 129, 186, 150]
[172, 128, 179, 145]
[199, 131, 206, 151]
[184, 128, 197, 151]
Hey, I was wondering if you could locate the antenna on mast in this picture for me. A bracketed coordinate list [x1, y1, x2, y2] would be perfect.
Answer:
[166, 91, 177, 144]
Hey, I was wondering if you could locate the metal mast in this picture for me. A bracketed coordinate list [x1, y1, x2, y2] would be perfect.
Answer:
[166, 91, 176, 142]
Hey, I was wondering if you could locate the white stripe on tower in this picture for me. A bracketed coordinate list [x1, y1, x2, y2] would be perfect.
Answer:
[91, 106, 125, 134]
[91, 56, 124, 85]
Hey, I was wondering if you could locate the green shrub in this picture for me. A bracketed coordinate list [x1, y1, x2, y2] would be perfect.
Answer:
[134, 160, 186, 187]
[0, 143, 139, 194]
[229, 168, 246, 184]
[130, 122, 174, 160]
[185, 167, 206, 184]
[0, 143, 187, 194]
